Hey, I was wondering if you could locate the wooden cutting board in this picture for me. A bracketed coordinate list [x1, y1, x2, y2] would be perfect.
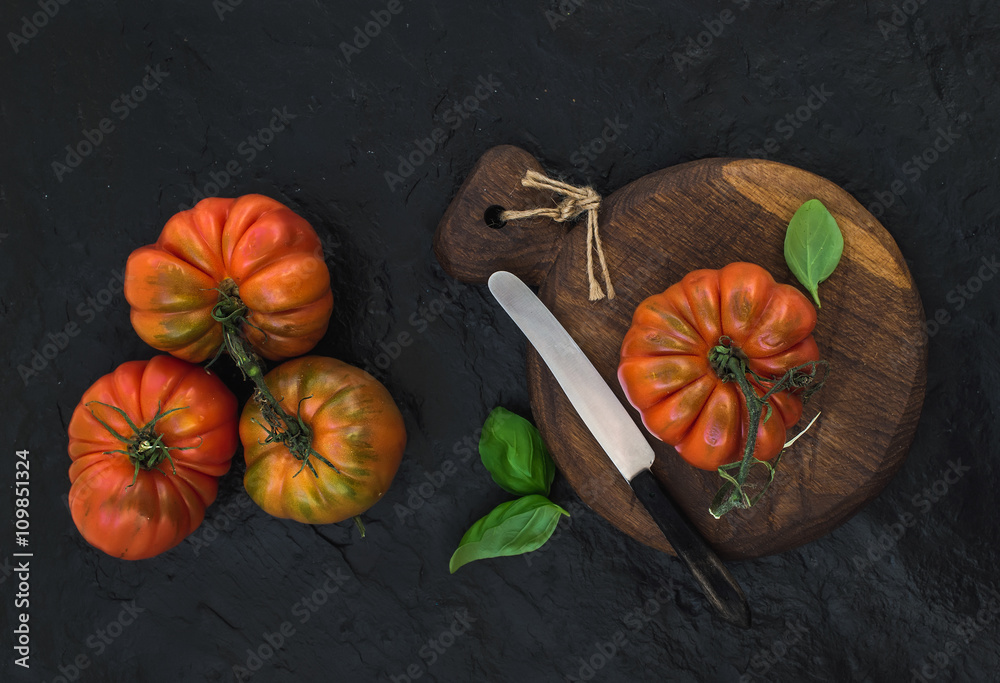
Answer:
[434, 145, 927, 560]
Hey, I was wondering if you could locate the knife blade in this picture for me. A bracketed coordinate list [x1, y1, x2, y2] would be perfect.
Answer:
[488, 270, 751, 629]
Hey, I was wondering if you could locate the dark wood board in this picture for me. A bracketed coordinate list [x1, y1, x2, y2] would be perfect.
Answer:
[435, 145, 927, 560]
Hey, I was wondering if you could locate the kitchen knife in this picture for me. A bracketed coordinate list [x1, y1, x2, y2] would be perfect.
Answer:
[488, 270, 751, 629]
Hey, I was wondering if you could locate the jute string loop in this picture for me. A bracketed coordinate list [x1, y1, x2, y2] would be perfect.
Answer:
[501, 170, 615, 301]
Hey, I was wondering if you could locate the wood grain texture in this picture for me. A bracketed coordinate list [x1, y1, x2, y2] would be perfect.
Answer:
[435, 147, 927, 560]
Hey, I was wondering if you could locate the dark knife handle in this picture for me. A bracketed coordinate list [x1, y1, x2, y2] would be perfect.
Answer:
[630, 469, 751, 629]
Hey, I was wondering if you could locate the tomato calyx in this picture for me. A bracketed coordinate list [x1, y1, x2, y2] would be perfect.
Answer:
[214, 278, 244, 319]
[249, 391, 339, 478]
[708, 339, 752, 384]
[707, 337, 829, 519]
[86, 401, 199, 488]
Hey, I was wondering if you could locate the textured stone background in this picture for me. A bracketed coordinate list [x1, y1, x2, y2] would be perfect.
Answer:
[2, 1, 999, 682]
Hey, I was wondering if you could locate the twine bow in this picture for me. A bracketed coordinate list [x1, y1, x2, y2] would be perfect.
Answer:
[501, 170, 615, 301]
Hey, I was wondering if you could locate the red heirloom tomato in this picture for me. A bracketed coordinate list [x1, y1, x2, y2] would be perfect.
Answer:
[240, 356, 406, 524]
[125, 194, 333, 363]
[618, 262, 820, 470]
[66, 355, 239, 560]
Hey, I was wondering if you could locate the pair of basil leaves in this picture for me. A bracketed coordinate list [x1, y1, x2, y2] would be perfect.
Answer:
[449, 408, 568, 573]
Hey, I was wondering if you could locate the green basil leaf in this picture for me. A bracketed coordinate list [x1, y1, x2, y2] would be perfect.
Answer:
[783, 199, 844, 308]
[479, 407, 555, 496]
[449, 495, 569, 573]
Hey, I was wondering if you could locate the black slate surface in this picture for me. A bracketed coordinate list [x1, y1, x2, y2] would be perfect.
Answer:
[2, 1, 999, 682]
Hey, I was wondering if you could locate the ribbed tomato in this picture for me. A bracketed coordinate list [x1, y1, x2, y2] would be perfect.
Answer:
[240, 356, 407, 524]
[125, 194, 333, 362]
[618, 262, 819, 470]
[66, 355, 239, 560]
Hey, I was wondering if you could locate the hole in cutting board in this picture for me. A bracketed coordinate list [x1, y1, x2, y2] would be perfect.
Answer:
[483, 205, 507, 230]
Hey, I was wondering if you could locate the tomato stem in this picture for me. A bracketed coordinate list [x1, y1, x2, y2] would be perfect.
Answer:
[86, 401, 200, 488]
[707, 337, 828, 518]
[210, 283, 338, 477]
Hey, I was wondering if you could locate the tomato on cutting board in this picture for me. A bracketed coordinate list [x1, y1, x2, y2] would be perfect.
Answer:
[618, 262, 819, 470]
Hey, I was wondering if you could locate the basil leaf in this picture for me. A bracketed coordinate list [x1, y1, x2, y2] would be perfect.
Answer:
[783, 199, 844, 308]
[479, 407, 555, 496]
[449, 495, 569, 573]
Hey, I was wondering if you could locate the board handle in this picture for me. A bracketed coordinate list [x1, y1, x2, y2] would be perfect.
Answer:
[433, 145, 571, 286]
